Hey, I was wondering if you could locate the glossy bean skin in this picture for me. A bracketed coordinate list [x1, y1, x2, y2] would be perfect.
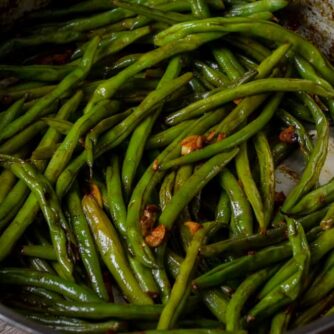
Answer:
[67, 186, 109, 301]
[220, 168, 253, 236]
[82, 195, 154, 305]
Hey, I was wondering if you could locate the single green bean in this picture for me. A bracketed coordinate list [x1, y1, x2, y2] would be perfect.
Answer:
[157, 225, 211, 329]
[67, 186, 109, 301]
[226, 266, 277, 331]
[21, 245, 56, 260]
[220, 168, 253, 236]
[226, 0, 287, 17]
[287, 178, 334, 216]
[82, 194, 154, 305]
[0, 268, 100, 302]
[235, 142, 264, 232]
[212, 47, 245, 81]
[253, 131, 275, 231]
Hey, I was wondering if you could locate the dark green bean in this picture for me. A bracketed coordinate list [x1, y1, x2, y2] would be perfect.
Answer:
[287, 178, 334, 216]
[225, 266, 277, 331]
[0, 268, 100, 302]
[82, 194, 154, 304]
[21, 245, 56, 260]
[253, 131, 275, 231]
[67, 185, 109, 301]
[220, 168, 253, 236]
[23, 300, 163, 320]
[0, 155, 75, 281]
[235, 142, 264, 232]
[157, 225, 211, 329]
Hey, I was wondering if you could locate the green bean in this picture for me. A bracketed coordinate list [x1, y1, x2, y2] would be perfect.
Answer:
[215, 188, 231, 225]
[0, 268, 100, 302]
[166, 250, 229, 323]
[85, 110, 132, 172]
[22, 300, 163, 320]
[41, 117, 72, 135]
[0, 36, 99, 142]
[0, 92, 82, 266]
[160, 92, 283, 171]
[158, 150, 239, 231]
[112, 0, 194, 24]
[84, 72, 192, 182]
[201, 225, 288, 258]
[277, 108, 313, 159]
[54, 99, 120, 179]
[190, 0, 210, 18]
[106, 157, 127, 238]
[0, 121, 47, 154]
[194, 60, 230, 87]
[0, 169, 17, 203]
[0, 155, 75, 280]
[160, 171, 176, 211]
[21, 245, 56, 260]
[0, 31, 84, 60]
[270, 310, 292, 334]
[235, 142, 264, 232]
[154, 151, 238, 298]
[0, 64, 76, 82]
[122, 56, 182, 198]
[155, 18, 334, 84]
[76, 27, 152, 63]
[146, 120, 196, 149]
[21, 286, 64, 302]
[106, 156, 160, 298]
[294, 55, 334, 122]
[67, 186, 109, 301]
[212, 43, 290, 135]
[58, 8, 135, 32]
[293, 293, 334, 328]
[302, 262, 334, 306]
[58, 108, 235, 269]
[224, 35, 270, 63]
[247, 11, 274, 20]
[220, 168, 253, 236]
[0, 85, 57, 103]
[194, 241, 293, 289]
[212, 47, 245, 80]
[226, 0, 287, 17]
[0, 99, 25, 135]
[226, 266, 277, 331]
[82, 194, 154, 305]
[287, 178, 334, 216]
[320, 202, 334, 229]
[277, 94, 329, 217]
[248, 218, 310, 321]
[29, 0, 120, 19]
[86, 33, 223, 110]
[0, 181, 29, 230]
[25, 315, 126, 333]
[158, 225, 211, 329]
[253, 131, 275, 231]
[127, 255, 160, 299]
[163, 77, 329, 126]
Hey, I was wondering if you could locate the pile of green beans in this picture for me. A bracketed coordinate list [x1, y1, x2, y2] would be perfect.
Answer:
[1, 0, 334, 333]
